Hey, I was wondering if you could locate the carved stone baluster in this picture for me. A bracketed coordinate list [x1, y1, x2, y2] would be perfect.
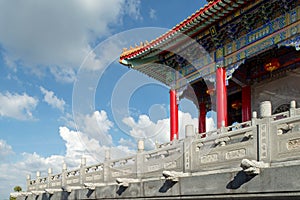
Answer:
[26, 174, 31, 192]
[62, 162, 67, 188]
[80, 157, 86, 186]
[36, 171, 40, 191]
[103, 149, 111, 182]
[47, 168, 52, 189]
[136, 139, 144, 178]
[290, 100, 296, 117]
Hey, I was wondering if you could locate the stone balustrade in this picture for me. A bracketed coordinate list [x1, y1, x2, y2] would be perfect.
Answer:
[24, 100, 300, 196]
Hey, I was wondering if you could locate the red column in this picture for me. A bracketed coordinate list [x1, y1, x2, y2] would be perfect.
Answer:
[170, 89, 178, 141]
[175, 103, 179, 135]
[242, 85, 251, 122]
[216, 67, 227, 128]
[198, 102, 206, 133]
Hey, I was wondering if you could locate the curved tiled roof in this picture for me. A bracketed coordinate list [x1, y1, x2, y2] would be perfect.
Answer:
[120, 0, 251, 63]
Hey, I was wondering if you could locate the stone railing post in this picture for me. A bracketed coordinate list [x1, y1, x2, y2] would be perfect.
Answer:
[26, 174, 31, 192]
[47, 168, 52, 189]
[136, 139, 144, 178]
[220, 120, 227, 133]
[257, 101, 272, 163]
[290, 100, 296, 117]
[137, 139, 144, 153]
[252, 111, 257, 126]
[185, 124, 195, 138]
[62, 162, 67, 188]
[36, 171, 40, 191]
[80, 157, 86, 185]
[260, 101, 272, 118]
[184, 125, 194, 172]
[103, 149, 111, 182]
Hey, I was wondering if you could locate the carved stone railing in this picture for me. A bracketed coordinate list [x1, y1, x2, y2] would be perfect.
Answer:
[48, 173, 62, 189]
[107, 156, 136, 179]
[269, 101, 300, 163]
[65, 169, 80, 186]
[84, 163, 104, 183]
[25, 100, 300, 195]
[190, 119, 257, 172]
[142, 141, 184, 177]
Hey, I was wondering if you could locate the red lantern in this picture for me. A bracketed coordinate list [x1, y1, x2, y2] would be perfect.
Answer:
[206, 88, 215, 95]
[264, 58, 280, 72]
[231, 100, 242, 110]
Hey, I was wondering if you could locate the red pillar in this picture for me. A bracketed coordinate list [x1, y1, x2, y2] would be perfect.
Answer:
[170, 89, 178, 141]
[216, 67, 227, 128]
[175, 103, 179, 135]
[242, 85, 251, 122]
[198, 102, 206, 133]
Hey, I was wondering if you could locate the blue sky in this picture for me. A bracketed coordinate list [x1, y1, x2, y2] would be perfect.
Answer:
[0, 1, 210, 199]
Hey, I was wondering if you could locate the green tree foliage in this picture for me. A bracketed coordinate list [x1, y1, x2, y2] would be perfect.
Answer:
[13, 186, 22, 192]
[9, 186, 22, 200]
[9, 196, 16, 200]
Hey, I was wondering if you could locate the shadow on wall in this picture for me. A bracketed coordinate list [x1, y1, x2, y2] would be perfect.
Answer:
[226, 171, 256, 189]
[159, 180, 177, 193]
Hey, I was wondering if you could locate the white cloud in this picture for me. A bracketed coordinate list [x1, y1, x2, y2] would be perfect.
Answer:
[20, 153, 65, 173]
[49, 66, 77, 83]
[82, 40, 124, 71]
[0, 152, 65, 199]
[59, 126, 103, 165]
[0, 0, 142, 83]
[0, 109, 120, 187]
[0, 92, 38, 120]
[58, 112, 77, 129]
[40, 87, 65, 112]
[178, 111, 199, 138]
[123, 114, 169, 140]
[149, 8, 156, 19]
[59, 127, 133, 168]
[0, 122, 135, 198]
[125, 0, 142, 20]
[0, 140, 14, 159]
[0, 139, 65, 199]
[206, 111, 217, 132]
[58, 110, 136, 162]
[118, 138, 136, 149]
[0, 163, 30, 198]
[122, 111, 199, 149]
[206, 116, 217, 131]
[81, 110, 114, 146]
[58, 110, 135, 162]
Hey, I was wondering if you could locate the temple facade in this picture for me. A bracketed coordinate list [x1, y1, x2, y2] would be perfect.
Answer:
[119, 0, 300, 140]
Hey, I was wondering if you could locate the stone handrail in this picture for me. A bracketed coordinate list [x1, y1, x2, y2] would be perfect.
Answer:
[190, 119, 257, 171]
[268, 104, 300, 163]
[225, 120, 252, 132]
[26, 100, 300, 194]
[85, 163, 104, 173]
[109, 155, 136, 168]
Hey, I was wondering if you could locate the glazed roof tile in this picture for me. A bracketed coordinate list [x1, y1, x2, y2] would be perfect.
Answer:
[120, 0, 250, 63]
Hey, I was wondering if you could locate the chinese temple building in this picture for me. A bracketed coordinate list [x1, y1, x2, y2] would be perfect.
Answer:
[119, 0, 300, 141]
[16, 1, 300, 199]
